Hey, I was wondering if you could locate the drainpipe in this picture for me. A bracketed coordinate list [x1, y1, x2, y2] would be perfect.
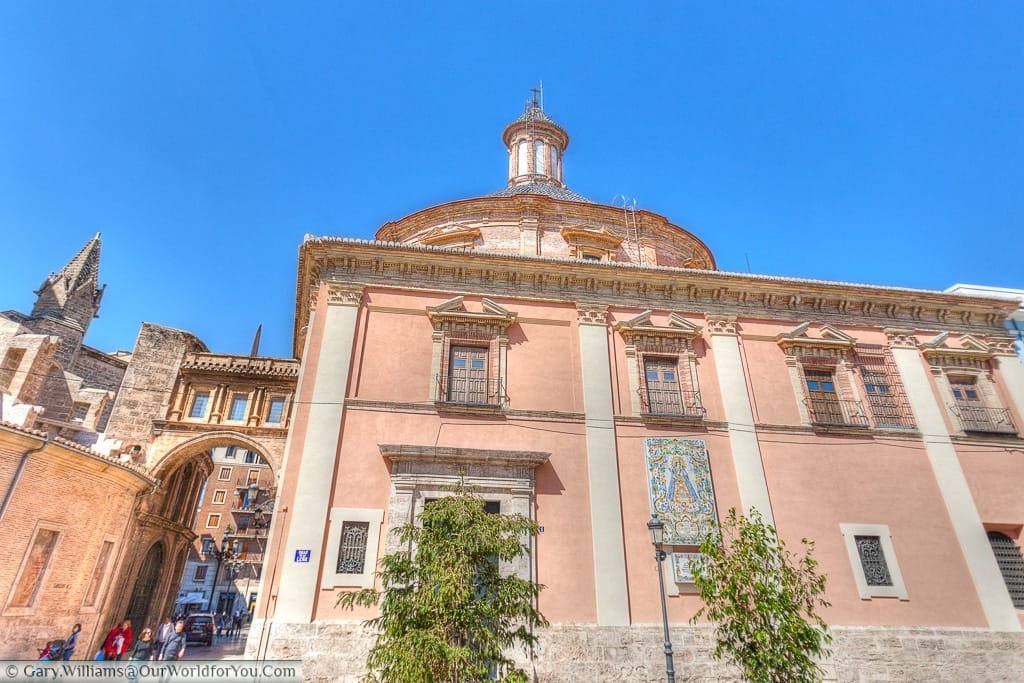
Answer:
[0, 432, 51, 523]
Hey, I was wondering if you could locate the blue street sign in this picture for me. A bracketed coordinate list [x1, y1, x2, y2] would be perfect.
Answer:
[294, 549, 311, 562]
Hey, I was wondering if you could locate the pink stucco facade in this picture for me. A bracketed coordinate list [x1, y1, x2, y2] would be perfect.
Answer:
[250, 103, 1024, 677]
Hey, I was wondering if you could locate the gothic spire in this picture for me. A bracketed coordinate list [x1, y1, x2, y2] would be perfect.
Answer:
[31, 233, 105, 332]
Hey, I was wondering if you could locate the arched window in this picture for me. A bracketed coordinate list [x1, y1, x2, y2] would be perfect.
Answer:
[534, 141, 546, 175]
[988, 531, 1024, 608]
[517, 141, 529, 176]
[550, 144, 559, 180]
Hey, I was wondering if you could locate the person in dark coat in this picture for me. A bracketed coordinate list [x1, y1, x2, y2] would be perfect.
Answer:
[159, 621, 186, 661]
[130, 628, 156, 661]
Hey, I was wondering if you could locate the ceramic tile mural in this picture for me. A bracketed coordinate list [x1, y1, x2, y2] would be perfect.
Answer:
[644, 437, 718, 545]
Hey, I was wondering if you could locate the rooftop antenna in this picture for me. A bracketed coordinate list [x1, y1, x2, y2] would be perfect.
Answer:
[530, 82, 543, 110]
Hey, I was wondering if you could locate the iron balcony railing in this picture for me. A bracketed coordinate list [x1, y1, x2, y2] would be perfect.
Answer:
[950, 404, 1018, 435]
[435, 374, 507, 408]
[805, 398, 870, 428]
[863, 398, 916, 430]
[639, 389, 706, 418]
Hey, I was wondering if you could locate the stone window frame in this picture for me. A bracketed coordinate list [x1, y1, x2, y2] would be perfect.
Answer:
[227, 393, 249, 422]
[80, 536, 117, 612]
[265, 395, 289, 425]
[187, 388, 212, 420]
[840, 523, 909, 600]
[615, 310, 704, 421]
[560, 225, 623, 262]
[211, 489, 227, 505]
[193, 564, 209, 582]
[321, 508, 384, 590]
[206, 513, 221, 528]
[379, 444, 550, 581]
[4, 521, 65, 614]
[218, 466, 232, 481]
[777, 323, 870, 428]
[921, 335, 1017, 435]
[986, 529, 1024, 609]
[426, 296, 517, 411]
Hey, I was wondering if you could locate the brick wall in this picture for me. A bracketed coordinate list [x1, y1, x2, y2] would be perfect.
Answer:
[0, 428, 151, 660]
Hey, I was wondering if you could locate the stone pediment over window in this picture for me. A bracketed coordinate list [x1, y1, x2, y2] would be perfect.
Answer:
[776, 322, 856, 358]
[426, 296, 517, 332]
[561, 225, 622, 260]
[417, 224, 482, 249]
[921, 332, 994, 368]
[616, 310, 702, 343]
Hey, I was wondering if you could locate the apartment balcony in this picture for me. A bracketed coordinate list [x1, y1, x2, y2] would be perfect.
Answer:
[951, 405, 1018, 436]
[223, 526, 269, 539]
[806, 398, 870, 428]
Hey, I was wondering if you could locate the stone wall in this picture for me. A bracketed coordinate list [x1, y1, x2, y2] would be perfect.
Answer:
[104, 323, 205, 451]
[71, 347, 127, 432]
[246, 621, 1024, 683]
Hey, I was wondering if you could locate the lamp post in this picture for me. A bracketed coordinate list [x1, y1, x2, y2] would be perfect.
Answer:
[647, 514, 676, 683]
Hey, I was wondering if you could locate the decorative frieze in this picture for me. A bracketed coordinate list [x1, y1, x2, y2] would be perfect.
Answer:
[885, 328, 919, 349]
[704, 315, 737, 336]
[577, 304, 608, 326]
[326, 284, 364, 307]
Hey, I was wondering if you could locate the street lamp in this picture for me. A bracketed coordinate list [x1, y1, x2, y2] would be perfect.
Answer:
[647, 514, 676, 683]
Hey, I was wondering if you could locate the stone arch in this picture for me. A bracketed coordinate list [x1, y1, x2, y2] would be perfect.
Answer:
[151, 431, 280, 481]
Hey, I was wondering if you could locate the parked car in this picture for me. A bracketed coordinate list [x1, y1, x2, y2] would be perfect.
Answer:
[183, 613, 215, 646]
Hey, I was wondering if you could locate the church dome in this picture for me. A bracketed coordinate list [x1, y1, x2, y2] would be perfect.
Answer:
[374, 96, 716, 270]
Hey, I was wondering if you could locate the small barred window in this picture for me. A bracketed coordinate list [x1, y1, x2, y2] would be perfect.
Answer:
[988, 531, 1024, 609]
[337, 521, 370, 574]
[855, 535, 893, 587]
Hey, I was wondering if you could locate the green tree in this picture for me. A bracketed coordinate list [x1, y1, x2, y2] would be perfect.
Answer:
[689, 507, 832, 683]
[338, 482, 548, 683]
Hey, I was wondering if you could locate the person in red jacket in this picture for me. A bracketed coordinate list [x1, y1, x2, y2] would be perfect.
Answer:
[102, 620, 133, 661]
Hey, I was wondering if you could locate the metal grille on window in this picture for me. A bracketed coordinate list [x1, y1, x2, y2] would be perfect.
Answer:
[855, 535, 893, 586]
[337, 521, 370, 574]
[988, 531, 1024, 609]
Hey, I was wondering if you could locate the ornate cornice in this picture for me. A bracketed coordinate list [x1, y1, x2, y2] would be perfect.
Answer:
[418, 224, 482, 248]
[293, 238, 1017, 357]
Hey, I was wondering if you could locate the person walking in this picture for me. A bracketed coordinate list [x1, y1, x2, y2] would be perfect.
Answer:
[102, 620, 132, 661]
[159, 621, 186, 661]
[61, 624, 82, 661]
[232, 611, 243, 638]
[129, 628, 156, 661]
[153, 617, 173, 658]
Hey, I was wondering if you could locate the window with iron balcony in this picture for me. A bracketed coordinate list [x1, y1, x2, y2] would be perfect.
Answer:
[921, 333, 1019, 436]
[616, 310, 705, 421]
[426, 296, 516, 411]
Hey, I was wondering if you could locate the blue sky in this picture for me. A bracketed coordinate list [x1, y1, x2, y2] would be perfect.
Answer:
[1, 2, 1021, 359]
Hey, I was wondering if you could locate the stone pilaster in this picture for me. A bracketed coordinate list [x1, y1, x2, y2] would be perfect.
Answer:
[885, 329, 1020, 631]
[576, 303, 629, 626]
[704, 315, 774, 523]
[273, 283, 363, 623]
